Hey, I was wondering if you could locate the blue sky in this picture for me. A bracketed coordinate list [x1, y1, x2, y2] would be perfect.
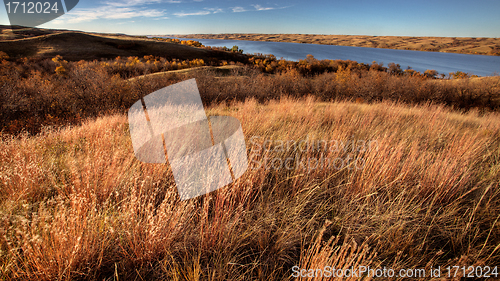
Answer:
[1, 0, 499, 37]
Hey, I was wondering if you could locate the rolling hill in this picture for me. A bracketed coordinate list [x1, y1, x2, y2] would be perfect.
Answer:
[0, 25, 248, 62]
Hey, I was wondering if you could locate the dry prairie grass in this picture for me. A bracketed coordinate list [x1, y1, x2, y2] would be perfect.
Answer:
[1, 98, 499, 280]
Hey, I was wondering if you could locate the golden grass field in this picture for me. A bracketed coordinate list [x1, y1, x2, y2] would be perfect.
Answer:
[177, 33, 500, 56]
[1, 97, 499, 280]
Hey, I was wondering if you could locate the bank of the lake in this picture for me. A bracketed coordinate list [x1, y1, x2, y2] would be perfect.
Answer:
[165, 37, 500, 77]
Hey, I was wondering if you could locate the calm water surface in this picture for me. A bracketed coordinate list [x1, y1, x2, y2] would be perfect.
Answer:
[171, 37, 500, 77]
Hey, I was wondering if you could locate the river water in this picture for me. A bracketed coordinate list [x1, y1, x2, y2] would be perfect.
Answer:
[170, 37, 500, 77]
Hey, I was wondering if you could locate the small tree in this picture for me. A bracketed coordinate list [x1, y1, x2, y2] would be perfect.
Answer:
[52, 55, 68, 76]
[450, 71, 475, 79]
[55, 65, 67, 76]
[370, 61, 385, 72]
[424, 69, 438, 79]
[388, 62, 402, 75]
[0, 51, 9, 60]
[231, 45, 243, 53]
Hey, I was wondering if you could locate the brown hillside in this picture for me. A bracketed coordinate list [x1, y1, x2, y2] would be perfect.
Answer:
[0, 27, 248, 62]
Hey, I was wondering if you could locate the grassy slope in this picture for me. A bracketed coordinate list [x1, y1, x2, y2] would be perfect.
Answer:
[0, 26, 248, 61]
[126, 65, 243, 82]
[175, 33, 500, 56]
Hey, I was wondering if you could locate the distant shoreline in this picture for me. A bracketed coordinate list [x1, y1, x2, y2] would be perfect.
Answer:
[164, 33, 500, 56]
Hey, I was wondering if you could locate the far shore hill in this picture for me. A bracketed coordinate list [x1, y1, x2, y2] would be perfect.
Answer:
[167, 33, 500, 56]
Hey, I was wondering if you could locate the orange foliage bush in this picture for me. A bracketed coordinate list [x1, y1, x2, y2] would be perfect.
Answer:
[0, 55, 497, 135]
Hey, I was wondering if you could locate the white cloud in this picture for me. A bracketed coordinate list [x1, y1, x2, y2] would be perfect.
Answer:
[206, 8, 223, 14]
[62, 7, 165, 23]
[174, 7, 223, 17]
[232, 7, 247, 13]
[54, 0, 167, 23]
[252, 4, 275, 11]
[51, 1, 289, 23]
[174, 10, 211, 17]
[230, 4, 290, 13]
[104, 0, 179, 6]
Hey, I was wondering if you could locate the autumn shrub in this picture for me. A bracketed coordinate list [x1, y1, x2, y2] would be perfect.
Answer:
[193, 66, 499, 111]
[1, 56, 498, 135]
[151, 37, 205, 48]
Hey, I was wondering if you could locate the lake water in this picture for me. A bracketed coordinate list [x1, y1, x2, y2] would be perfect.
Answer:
[170, 37, 500, 77]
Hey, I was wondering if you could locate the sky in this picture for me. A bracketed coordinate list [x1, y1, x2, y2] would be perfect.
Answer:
[1, 0, 500, 37]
